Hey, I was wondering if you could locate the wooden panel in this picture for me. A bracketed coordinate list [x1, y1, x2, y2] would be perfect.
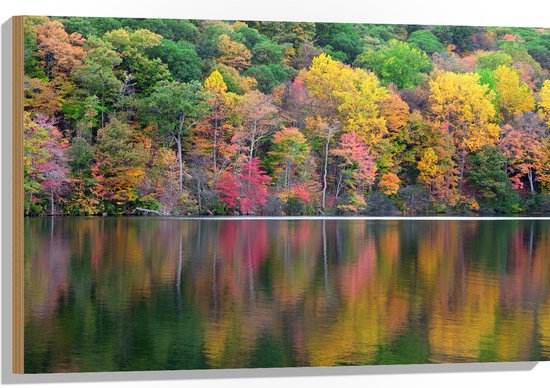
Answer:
[12, 15, 24, 375]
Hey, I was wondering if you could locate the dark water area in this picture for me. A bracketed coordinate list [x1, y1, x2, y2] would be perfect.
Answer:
[24, 217, 550, 372]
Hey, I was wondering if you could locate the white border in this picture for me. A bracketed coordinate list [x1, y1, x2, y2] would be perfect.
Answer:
[2, 1, 550, 387]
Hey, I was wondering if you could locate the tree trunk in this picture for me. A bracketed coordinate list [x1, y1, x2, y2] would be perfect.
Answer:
[213, 114, 218, 172]
[197, 179, 202, 214]
[528, 168, 535, 193]
[458, 149, 466, 194]
[133, 207, 166, 216]
[285, 163, 290, 192]
[27, 193, 33, 216]
[335, 171, 344, 199]
[176, 132, 183, 192]
[50, 187, 55, 216]
[249, 134, 255, 160]
[322, 132, 331, 210]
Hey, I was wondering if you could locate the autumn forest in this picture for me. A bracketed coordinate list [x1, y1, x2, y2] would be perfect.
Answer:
[23, 17, 550, 216]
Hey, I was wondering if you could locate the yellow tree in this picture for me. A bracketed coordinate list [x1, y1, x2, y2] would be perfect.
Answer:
[302, 54, 388, 208]
[196, 70, 237, 172]
[303, 54, 388, 145]
[429, 71, 499, 192]
[379, 173, 400, 196]
[379, 92, 411, 141]
[301, 54, 350, 209]
[218, 34, 252, 71]
[418, 148, 439, 189]
[418, 146, 459, 205]
[540, 80, 550, 127]
[493, 65, 535, 119]
[375, 91, 411, 191]
[301, 53, 353, 114]
[336, 68, 388, 145]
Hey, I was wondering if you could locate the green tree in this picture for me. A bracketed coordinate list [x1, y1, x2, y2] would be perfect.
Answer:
[146, 80, 209, 191]
[147, 39, 202, 83]
[269, 127, 312, 190]
[467, 145, 521, 213]
[66, 137, 101, 215]
[102, 28, 170, 93]
[23, 113, 51, 215]
[407, 30, 445, 54]
[244, 64, 290, 93]
[72, 37, 122, 127]
[433, 25, 478, 53]
[355, 40, 432, 89]
[251, 40, 285, 65]
[476, 51, 513, 70]
[94, 117, 147, 213]
[315, 23, 364, 63]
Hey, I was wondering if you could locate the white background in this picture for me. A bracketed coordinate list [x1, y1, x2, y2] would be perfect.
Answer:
[1, 0, 550, 386]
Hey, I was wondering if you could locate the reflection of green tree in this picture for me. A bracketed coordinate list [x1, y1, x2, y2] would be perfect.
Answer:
[374, 320, 431, 365]
[249, 334, 286, 368]
[465, 220, 520, 272]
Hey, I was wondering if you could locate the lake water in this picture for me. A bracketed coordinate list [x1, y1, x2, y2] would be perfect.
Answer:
[24, 217, 550, 372]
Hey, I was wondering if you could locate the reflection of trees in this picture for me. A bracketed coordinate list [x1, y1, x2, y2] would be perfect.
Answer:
[24, 219, 550, 372]
[25, 217, 70, 320]
[304, 221, 409, 366]
[429, 272, 499, 362]
[541, 296, 550, 359]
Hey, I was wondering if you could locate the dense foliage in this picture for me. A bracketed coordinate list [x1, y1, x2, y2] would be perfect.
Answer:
[23, 17, 550, 215]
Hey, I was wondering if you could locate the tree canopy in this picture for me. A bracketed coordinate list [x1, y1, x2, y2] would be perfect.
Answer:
[23, 17, 550, 216]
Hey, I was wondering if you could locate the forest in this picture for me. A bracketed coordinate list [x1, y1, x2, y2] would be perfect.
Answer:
[23, 16, 550, 216]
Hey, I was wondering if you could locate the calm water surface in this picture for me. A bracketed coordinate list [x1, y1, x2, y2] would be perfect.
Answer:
[24, 217, 550, 372]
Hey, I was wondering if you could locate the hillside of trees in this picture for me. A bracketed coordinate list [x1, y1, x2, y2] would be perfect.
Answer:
[23, 17, 550, 216]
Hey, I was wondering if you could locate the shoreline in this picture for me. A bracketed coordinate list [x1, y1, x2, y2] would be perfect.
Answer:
[25, 215, 550, 220]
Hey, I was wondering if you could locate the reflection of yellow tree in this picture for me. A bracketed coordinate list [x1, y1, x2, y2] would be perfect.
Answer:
[305, 280, 409, 366]
[378, 222, 400, 269]
[203, 304, 258, 368]
[271, 221, 321, 307]
[417, 221, 460, 287]
[429, 272, 499, 362]
[540, 296, 550, 358]
[303, 223, 409, 366]
[494, 309, 535, 361]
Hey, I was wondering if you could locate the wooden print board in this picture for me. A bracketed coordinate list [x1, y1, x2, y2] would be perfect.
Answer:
[12, 15, 24, 374]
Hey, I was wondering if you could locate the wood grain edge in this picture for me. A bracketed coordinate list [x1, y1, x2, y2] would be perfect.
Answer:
[12, 15, 24, 375]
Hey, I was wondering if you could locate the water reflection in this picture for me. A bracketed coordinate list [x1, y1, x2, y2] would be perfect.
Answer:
[24, 218, 550, 372]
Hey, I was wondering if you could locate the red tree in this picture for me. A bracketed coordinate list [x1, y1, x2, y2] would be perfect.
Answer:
[34, 115, 69, 215]
[239, 157, 271, 213]
[216, 172, 240, 209]
[216, 157, 271, 214]
[332, 131, 377, 192]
